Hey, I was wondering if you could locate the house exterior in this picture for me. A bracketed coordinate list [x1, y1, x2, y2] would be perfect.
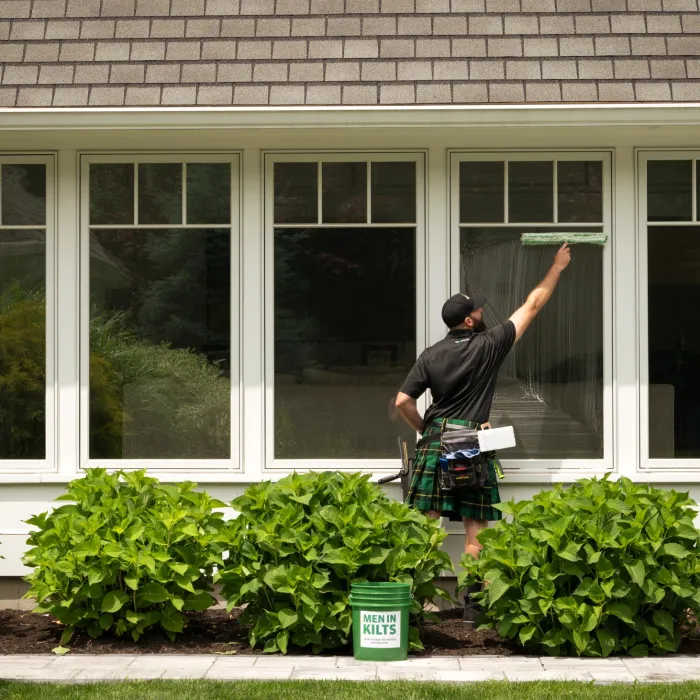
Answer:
[1, 0, 700, 596]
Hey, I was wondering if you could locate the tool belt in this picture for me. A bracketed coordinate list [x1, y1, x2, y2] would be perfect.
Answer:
[417, 419, 496, 492]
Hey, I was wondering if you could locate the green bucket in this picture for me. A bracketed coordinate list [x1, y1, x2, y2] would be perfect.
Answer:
[349, 582, 412, 661]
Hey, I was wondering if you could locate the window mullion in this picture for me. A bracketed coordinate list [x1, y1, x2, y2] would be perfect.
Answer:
[503, 161, 509, 224]
[181, 162, 187, 226]
[134, 162, 139, 225]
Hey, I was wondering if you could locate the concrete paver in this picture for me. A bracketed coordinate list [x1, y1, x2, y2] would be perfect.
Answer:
[1, 653, 700, 683]
[126, 655, 216, 679]
[0, 669, 81, 681]
[291, 667, 378, 680]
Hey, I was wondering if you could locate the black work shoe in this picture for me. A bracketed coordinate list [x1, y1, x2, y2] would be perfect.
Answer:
[462, 602, 478, 629]
[462, 583, 481, 629]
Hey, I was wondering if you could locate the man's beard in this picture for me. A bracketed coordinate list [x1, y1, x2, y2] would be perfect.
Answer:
[471, 318, 488, 333]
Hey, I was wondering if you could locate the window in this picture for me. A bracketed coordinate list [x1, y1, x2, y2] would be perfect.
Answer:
[0, 157, 54, 469]
[452, 153, 612, 468]
[640, 153, 700, 465]
[81, 155, 239, 469]
[266, 154, 424, 464]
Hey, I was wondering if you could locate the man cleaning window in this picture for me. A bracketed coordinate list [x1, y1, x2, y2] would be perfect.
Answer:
[394, 243, 571, 628]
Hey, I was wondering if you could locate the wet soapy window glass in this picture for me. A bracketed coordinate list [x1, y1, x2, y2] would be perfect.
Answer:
[459, 156, 607, 461]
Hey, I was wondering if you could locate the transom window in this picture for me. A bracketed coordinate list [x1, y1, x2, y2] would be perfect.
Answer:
[0, 156, 54, 470]
[452, 153, 612, 469]
[266, 154, 424, 466]
[81, 155, 239, 470]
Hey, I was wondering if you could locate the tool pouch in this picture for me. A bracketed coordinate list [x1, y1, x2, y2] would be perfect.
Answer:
[438, 455, 489, 492]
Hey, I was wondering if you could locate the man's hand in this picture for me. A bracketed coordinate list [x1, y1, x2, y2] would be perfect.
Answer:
[553, 243, 572, 272]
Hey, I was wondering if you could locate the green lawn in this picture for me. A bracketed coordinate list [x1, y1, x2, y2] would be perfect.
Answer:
[1, 681, 700, 700]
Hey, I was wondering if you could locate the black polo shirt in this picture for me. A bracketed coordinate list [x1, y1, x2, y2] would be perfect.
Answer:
[400, 321, 516, 426]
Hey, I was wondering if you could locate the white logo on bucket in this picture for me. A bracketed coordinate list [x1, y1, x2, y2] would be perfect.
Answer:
[359, 610, 401, 649]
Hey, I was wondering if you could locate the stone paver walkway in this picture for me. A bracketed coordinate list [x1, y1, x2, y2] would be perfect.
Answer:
[1, 654, 700, 684]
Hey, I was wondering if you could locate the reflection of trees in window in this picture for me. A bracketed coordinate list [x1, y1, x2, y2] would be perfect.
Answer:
[88, 162, 232, 460]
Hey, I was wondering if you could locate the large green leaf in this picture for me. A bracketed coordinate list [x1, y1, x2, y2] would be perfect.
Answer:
[101, 590, 129, 614]
[659, 543, 690, 559]
[160, 608, 184, 634]
[596, 629, 616, 657]
[139, 582, 169, 604]
[625, 560, 645, 587]
[486, 577, 512, 605]
[517, 625, 536, 645]
[652, 610, 675, 637]
[278, 609, 299, 629]
[605, 602, 635, 625]
[183, 591, 214, 612]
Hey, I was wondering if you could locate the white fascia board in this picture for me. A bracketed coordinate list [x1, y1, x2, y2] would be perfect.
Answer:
[3, 103, 700, 130]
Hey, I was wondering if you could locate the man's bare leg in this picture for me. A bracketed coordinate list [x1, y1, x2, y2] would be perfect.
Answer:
[464, 517, 488, 558]
[462, 517, 487, 627]
[427, 510, 442, 520]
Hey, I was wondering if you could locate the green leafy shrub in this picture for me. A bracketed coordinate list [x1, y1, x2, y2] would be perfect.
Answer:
[23, 469, 227, 646]
[459, 476, 700, 657]
[217, 471, 452, 654]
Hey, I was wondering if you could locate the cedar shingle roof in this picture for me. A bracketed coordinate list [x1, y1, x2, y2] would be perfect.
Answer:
[0, 0, 699, 107]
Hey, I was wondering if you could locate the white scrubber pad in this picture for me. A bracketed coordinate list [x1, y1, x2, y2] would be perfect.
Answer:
[478, 426, 516, 452]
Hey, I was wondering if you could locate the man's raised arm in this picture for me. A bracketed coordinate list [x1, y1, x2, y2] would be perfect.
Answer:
[509, 243, 571, 343]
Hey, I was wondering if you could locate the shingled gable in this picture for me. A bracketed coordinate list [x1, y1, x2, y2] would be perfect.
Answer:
[0, 0, 699, 107]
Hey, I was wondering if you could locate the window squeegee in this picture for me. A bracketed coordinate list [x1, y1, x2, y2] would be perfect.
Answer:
[520, 232, 608, 246]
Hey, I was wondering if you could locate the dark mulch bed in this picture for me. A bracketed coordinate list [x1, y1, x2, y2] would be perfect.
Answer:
[0, 607, 513, 657]
[1, 607, 699, 657]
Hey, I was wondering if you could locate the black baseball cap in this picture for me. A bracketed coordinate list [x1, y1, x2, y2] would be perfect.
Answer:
[441, 293, 487, 328]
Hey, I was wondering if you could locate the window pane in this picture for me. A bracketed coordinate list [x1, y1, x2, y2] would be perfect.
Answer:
[647, 160, 692, 222]
[460, 227, 604, 459]
[557, 161, 603, 223]
[89, 228, 231, 459]
[138, 163, 182, 225]
[508, 161, 554, 223]
[322, 162, 367, 224]
[371, 162, 416, 224]
[459, 161, 504, 224]
[648, 226, 700, 458]
[90, 164, 134, 225]
[0, 230, 46, 459]
[2, 164, 46, 226]
[274, 162, 317, 224]
[187, 163, 231, 225]
[274, 227, 416, 458]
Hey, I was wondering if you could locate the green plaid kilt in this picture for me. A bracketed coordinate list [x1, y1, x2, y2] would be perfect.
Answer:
[406, 418, 504, 522]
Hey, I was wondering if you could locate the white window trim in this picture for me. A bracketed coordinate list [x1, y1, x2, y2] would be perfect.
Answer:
[449, 150, 614, 475]
[78, 152, 242, 472]
[0, 154, 56, 473]
[263, 150, 427, 473]
[637, 149, 700, 473]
